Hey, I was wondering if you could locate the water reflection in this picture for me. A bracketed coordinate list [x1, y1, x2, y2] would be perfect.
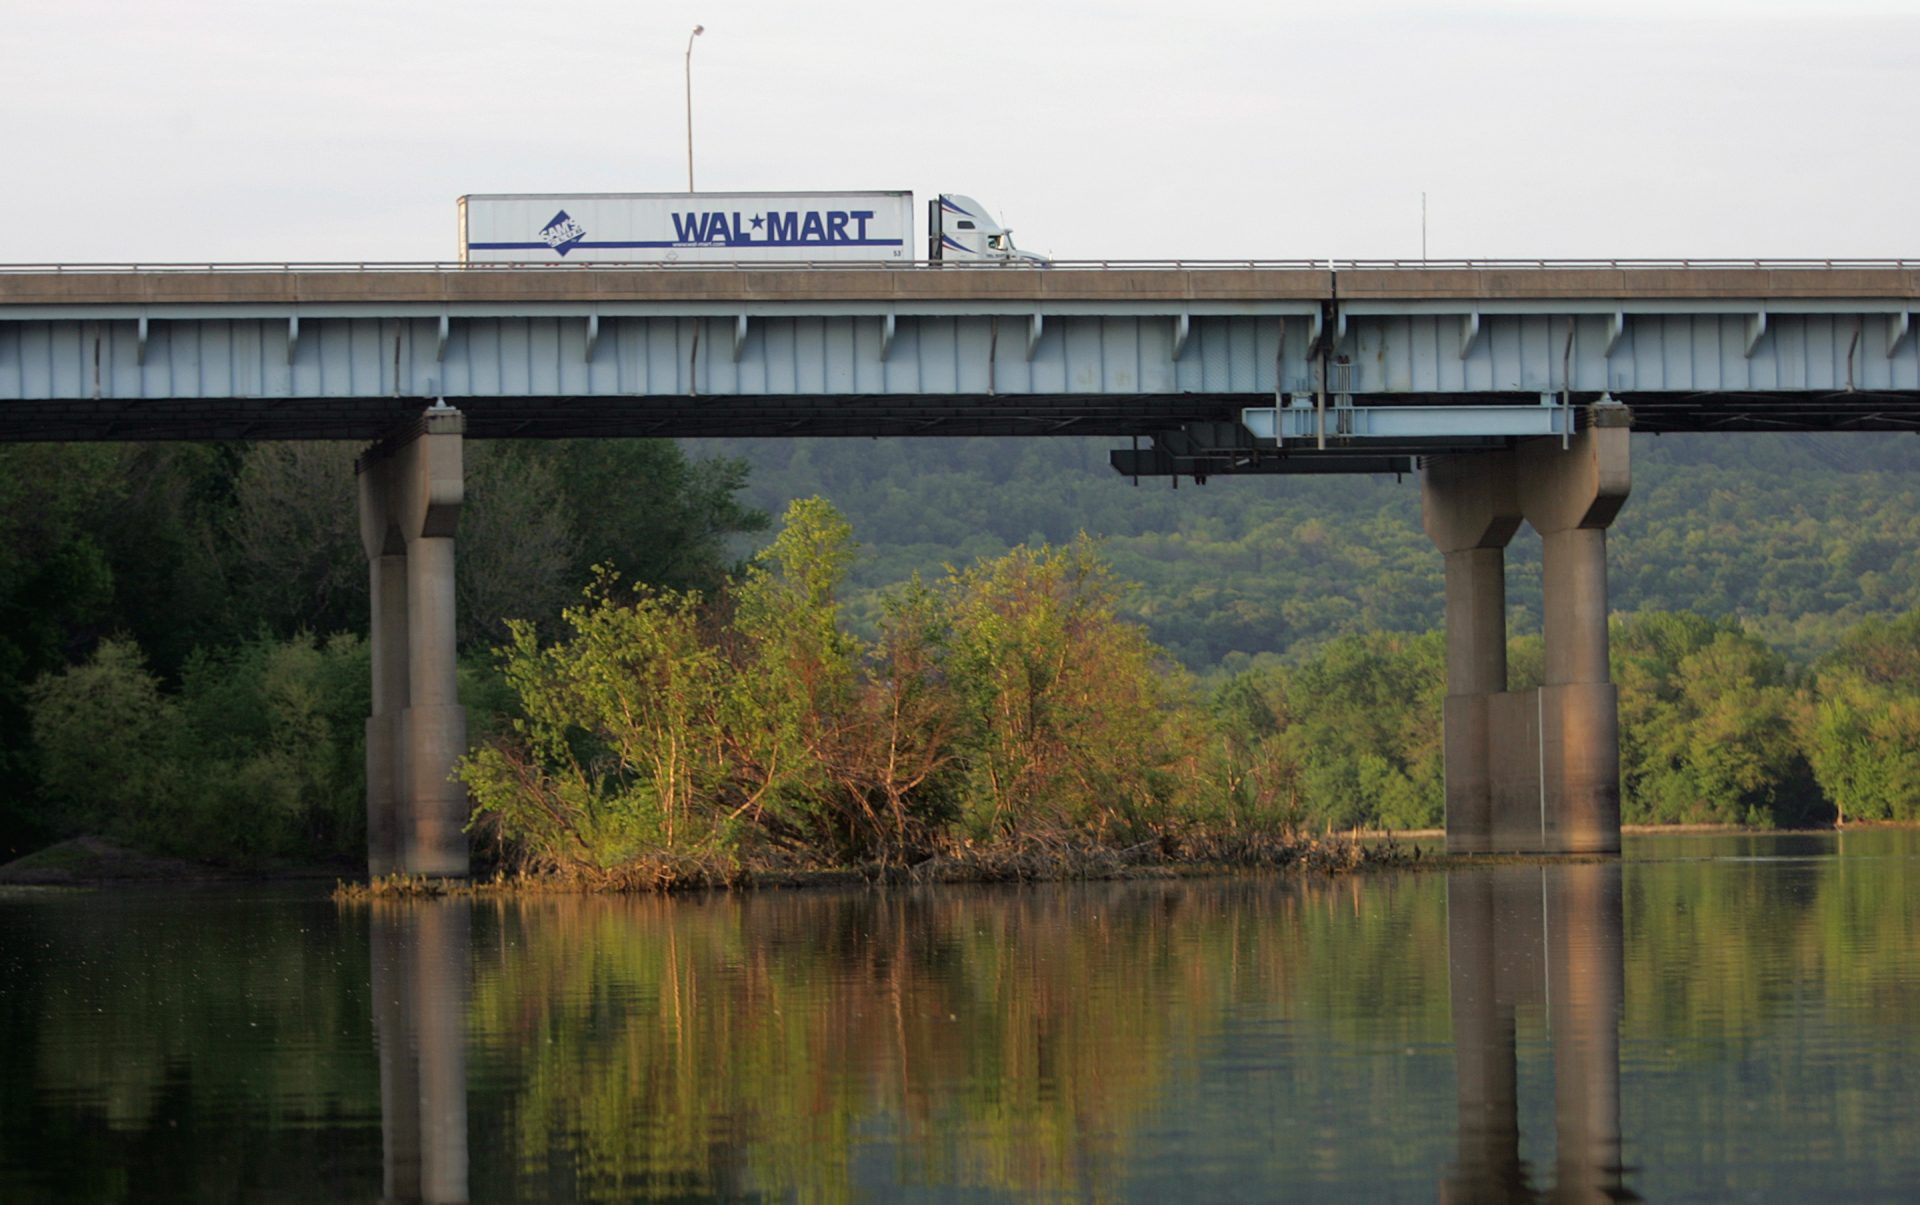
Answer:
[360, 877, 1631, 1201]
[9, 834, 1920, 1199]
[371, 900, 470, 1205]
[1444, 863, 1632, 1203]
[357, 883, 1460, 1200]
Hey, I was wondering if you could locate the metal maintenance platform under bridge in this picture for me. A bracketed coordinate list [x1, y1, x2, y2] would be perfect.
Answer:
[2, 260, 1917, 477]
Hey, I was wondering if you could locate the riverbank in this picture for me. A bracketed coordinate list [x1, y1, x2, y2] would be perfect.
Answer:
[17, 823, 1904, 894]
[0, 836, 358, 888]
[333, 831, 1420, 901]
[1359, 821, 1916, 841]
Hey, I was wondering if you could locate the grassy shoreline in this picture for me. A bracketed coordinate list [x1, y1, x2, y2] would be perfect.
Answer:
[331, 820, 1920, 901]
[11, 823, 1905, 895]
[332, 831, 1420, 901]
[1358, 821, 1918, 840]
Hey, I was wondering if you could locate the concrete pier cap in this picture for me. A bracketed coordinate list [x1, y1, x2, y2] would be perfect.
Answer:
[1423, 421, 1631, 857]
[1421, 449, 1522, 556]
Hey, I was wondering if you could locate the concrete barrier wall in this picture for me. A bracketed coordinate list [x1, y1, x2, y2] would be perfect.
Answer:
[6, 265, 1916, 308]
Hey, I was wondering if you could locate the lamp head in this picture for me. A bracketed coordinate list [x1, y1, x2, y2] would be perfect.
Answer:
[692, 24, 704, 36]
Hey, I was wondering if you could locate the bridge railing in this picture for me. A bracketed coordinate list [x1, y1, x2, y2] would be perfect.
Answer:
[2, 258, 1917, 274]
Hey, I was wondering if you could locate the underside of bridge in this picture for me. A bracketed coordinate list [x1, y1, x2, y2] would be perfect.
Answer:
[3, 386, 1917, 445]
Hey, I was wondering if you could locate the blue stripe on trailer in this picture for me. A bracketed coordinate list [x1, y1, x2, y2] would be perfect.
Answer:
[469, 239, 907, 251]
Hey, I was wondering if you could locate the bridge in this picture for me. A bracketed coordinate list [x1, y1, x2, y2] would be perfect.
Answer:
[5, 261, 1917, 873]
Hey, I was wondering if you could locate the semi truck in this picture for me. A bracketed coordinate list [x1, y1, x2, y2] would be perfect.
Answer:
[457, 191, 1045, 265]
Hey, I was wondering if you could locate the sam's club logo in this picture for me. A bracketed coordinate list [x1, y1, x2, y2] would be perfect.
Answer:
[540, 210, 587, 255]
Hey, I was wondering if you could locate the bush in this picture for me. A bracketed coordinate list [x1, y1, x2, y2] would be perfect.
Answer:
[461, 577, 733, 870]
[29, 633, 370, 865]
[944, 536, 1195, 841]
[461, 506, 1202, 871]
[29, 638, 187, 849]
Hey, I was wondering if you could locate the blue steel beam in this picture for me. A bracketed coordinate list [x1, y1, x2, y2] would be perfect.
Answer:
[2, 266, 1917, 451]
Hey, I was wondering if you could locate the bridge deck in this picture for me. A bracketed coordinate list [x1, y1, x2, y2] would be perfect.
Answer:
[4, 265, 1917, 462]
[5, 263, 1919, 306]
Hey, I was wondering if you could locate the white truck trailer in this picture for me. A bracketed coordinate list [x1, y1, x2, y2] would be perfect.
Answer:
[457, 191, 1044, 265]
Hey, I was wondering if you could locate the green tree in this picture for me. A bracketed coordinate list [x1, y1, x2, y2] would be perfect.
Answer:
[0, 445, 124, 854]
[224, 442, 364, 638]
[726, 499, 872, 855]
[460, 575, 733, 870]
[28, 638, 186, 849]
[944, 536, 1190, 841]
[1613, 612, 1822, 826]
[557, 440, 768, 595]
[454, 444, 581, 647]
[175, 632, 371, 860]
[220, 439, 763, 650]
[94, 443, 246, 675]
[4, 436, 768, 865]
[28, 633, 371, 865]
[1807, 611, 1920, 822]
[1205, 669, 1307, 833]
[1289, 632, 1445, 832]
[851, 576, 966, 856]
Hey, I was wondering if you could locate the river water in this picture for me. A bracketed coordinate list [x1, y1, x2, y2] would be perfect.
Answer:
[3, 830, 1917, 1202]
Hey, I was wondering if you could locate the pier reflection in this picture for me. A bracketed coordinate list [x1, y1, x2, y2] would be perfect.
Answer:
[370, 900, 471, 1205]
[1443, 863, 1633, 1203]
[355, 874, 1632, 1200]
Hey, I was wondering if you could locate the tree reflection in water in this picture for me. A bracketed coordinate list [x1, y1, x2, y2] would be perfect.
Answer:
[13, 834, 1920, 1198]
[363, 869, 1635, 1201]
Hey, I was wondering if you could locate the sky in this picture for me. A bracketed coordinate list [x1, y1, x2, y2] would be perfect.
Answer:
[2, 0, 1915, 264]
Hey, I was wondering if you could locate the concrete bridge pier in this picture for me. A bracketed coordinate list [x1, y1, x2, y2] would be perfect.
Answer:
[356, 407, 470, 878]
[1423, 425, 1631, 855]
[1518, 427, 1632, 854]
[1423, 450, 1523, 855]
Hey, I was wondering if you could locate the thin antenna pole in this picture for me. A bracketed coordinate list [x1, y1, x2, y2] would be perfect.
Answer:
[1422, 191, 1428, 262]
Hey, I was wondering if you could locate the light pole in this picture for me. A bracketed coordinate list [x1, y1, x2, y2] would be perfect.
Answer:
[685, 24, 704, 192]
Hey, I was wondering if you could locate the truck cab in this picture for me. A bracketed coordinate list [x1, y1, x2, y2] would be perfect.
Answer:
[929, 194, 1049, 264]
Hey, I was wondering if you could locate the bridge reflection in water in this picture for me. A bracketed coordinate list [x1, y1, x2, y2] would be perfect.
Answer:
[1445, 863, 1631, 1203]
[370, 901, 470, 1205]
[362, 871, 1630, 1201]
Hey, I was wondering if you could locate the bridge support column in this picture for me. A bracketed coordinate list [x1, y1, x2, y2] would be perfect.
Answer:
[1422, 450, 1522, 855]
[357, 407, 469, 878]
[1517, 427, 1631, 855]
[1423, 425, 1631, 855]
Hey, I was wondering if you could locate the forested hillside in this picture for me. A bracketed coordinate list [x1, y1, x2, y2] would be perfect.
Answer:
[686, 432, 1920, 669]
